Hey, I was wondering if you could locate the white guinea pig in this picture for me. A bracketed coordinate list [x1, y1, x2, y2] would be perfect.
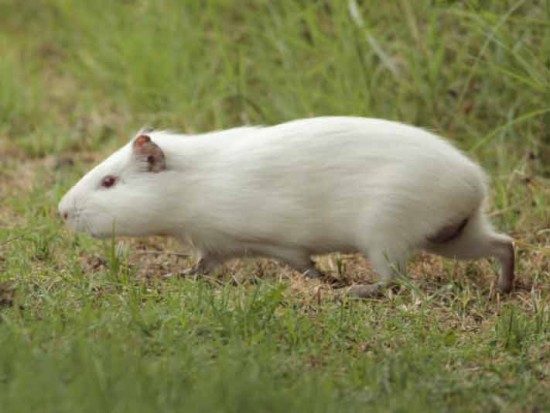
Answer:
[58, 116, 515, 296]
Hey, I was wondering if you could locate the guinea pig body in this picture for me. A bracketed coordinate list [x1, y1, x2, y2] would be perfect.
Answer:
[59, 117, 515, 295]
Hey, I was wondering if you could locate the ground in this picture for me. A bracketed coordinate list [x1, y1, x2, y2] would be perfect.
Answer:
[0, 1, 548, 412]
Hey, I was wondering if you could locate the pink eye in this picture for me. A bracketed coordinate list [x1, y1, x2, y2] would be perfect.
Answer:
[101, 175, 117, 188]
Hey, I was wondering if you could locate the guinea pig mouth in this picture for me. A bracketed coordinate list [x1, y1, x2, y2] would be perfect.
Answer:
[71, 221, 104, 239]
[78, 220, 104, 238]
[82, 216, 118, 239]
[64, 211, 94, 236]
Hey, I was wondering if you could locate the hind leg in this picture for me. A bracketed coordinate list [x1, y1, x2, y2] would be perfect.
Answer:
[348, 247, 409, 298]
[432, 233, 515, 293]
[427, 212, 515, 293]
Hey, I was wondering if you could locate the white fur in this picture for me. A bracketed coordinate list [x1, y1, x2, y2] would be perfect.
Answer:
[59, 117, 515, 292]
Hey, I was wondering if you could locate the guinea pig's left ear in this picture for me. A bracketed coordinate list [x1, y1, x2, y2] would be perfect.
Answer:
[133, 135, 166, 172]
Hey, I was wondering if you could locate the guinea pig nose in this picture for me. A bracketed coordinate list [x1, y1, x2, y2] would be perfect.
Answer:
[61, 210, 69, 220]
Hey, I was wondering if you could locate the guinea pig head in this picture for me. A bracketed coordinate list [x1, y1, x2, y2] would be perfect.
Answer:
[58, 133, 169, 238]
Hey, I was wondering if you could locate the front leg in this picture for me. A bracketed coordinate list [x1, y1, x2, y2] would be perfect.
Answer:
[346, 247, 408, 298]
[346, 282, 389, 298]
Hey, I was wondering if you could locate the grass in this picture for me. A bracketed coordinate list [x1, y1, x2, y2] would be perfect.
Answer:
[0, 0, 549, 411]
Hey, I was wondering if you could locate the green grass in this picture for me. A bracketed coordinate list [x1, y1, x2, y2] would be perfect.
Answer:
[0, 0, 549, 412]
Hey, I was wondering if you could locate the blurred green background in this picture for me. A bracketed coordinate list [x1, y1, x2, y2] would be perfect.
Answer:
[0, 0, 547, 166]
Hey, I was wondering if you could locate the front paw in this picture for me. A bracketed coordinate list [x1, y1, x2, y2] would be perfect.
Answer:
[161, 266, 199, 279]
[345, 283, 386, 298]
[302, 268, 323, 279]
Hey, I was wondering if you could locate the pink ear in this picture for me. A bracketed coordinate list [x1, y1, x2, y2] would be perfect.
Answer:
[134, 134, 151, 149]
[132, 134, 166, 173]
